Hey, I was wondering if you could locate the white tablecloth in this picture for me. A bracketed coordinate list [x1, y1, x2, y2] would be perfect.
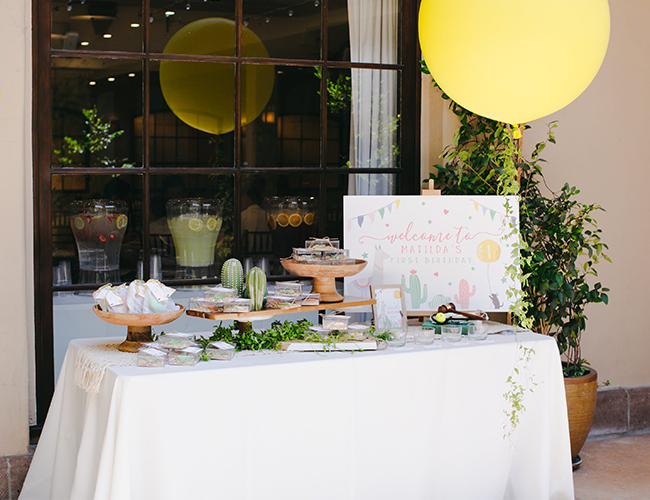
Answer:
[21, 332, 574, 500]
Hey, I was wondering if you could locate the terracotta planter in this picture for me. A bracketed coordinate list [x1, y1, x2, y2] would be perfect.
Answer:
[564, 367, 598, 461]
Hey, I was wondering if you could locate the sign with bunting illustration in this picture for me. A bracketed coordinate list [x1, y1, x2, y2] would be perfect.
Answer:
[343, 195, 518, 312]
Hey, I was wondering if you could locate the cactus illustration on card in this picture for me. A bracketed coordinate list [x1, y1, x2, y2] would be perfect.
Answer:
[402, 269, 428, 309]
[428, 294, 451, 310]
[454, 279, 476, 309]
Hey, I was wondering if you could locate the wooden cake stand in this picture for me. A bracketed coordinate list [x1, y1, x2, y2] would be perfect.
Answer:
[93, 304, 186, 352]
[280, 259, 367, 302]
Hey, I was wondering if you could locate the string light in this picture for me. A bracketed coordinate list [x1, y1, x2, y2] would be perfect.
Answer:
[148, 0, 318, 27]
[67, 2, 72, 12]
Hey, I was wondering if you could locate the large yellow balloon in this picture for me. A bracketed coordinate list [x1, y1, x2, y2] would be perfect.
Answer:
[419, 0, 610, 124]
[160, 18, 275, 135]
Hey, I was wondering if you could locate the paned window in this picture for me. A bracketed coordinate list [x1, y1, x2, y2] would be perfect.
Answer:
[33, 0, 420, 426]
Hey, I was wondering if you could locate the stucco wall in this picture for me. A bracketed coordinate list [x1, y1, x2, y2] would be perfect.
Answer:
[0, 0, 33, 455]
[422, 1, 650, 387]
[523, 0, 650, 387]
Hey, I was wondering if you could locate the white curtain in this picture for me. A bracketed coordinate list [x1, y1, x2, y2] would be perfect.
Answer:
[347, 0, 399, 195]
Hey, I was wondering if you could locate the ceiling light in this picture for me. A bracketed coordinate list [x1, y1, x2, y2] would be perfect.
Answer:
[165, 10, 175, 17]
[128, 73, 136, 77]
[131, 23, 140, 28]
[107, 77, 115, 82]
[80, 41, 89, 46]
[103, 33, 112, 38]
[89, 81, 96, 85]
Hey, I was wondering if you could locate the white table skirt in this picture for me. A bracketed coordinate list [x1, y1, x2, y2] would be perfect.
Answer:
[20, 332, 574, 500]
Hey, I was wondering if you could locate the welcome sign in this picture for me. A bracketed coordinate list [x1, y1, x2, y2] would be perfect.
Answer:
[343, 195, 518, 312]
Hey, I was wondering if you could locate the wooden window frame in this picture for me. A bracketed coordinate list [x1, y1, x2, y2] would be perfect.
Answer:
[31, 0, 421, 431]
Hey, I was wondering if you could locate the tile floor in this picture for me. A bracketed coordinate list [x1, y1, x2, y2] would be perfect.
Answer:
[4, 434, 649, 500]
[574, 433, 650, 500]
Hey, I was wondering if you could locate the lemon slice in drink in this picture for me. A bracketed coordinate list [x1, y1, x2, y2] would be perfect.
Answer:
[116, 214, 128, 229]
[74, 217, 85, 230]
[207, 218, 218, 231]
[189, 218, 204, 231]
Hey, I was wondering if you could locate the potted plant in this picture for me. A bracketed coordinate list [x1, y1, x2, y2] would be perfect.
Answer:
[518, 163, 609, 464]
[422, 67, 610, 462]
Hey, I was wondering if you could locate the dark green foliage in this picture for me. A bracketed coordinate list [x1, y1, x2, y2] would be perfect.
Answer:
[421, 61, 610, 376]
[520, 170, 610, 374]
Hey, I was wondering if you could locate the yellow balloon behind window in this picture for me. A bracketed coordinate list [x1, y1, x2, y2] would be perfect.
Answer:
[159, 18, 275, 135]
[418, 0, 610, 124]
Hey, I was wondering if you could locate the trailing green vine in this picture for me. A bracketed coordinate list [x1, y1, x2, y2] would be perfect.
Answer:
[503, 344, 537, 441]
[422, 59, 610, 435]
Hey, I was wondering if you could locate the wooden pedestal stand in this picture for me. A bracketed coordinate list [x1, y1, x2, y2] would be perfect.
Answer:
[93, 304, 186, 352]
[279, 259, 368, 302]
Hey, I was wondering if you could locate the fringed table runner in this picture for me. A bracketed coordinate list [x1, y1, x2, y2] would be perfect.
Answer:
[73, 343, 279, 393]
[74, 343, 137, 393]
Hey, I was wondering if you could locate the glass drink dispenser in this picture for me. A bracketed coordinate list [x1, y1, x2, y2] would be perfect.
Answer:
[69, 199, 129, 283]
[166, 198, 223, 278]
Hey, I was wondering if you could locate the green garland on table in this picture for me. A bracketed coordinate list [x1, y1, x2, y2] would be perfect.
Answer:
[195, 320, 378, 354]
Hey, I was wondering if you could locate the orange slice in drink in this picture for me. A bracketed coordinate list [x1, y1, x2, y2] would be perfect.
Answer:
[304, 212, 315, 225]
[288, 213, 302, 227]
[267, 213, 277, 230]
[277, 213, 290, 227]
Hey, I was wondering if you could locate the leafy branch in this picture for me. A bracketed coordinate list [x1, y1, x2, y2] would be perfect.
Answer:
[54, 107, 135, 168]
[314, 67, 352, 113]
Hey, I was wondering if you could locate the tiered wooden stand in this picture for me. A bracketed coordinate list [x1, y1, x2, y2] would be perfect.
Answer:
[186, 294, 375, 322]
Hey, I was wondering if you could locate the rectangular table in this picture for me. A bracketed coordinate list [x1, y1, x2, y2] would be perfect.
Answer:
[20, 332, 574, 500]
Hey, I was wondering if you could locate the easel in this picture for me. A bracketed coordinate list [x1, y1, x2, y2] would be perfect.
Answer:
[421, 178, 441, 196]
